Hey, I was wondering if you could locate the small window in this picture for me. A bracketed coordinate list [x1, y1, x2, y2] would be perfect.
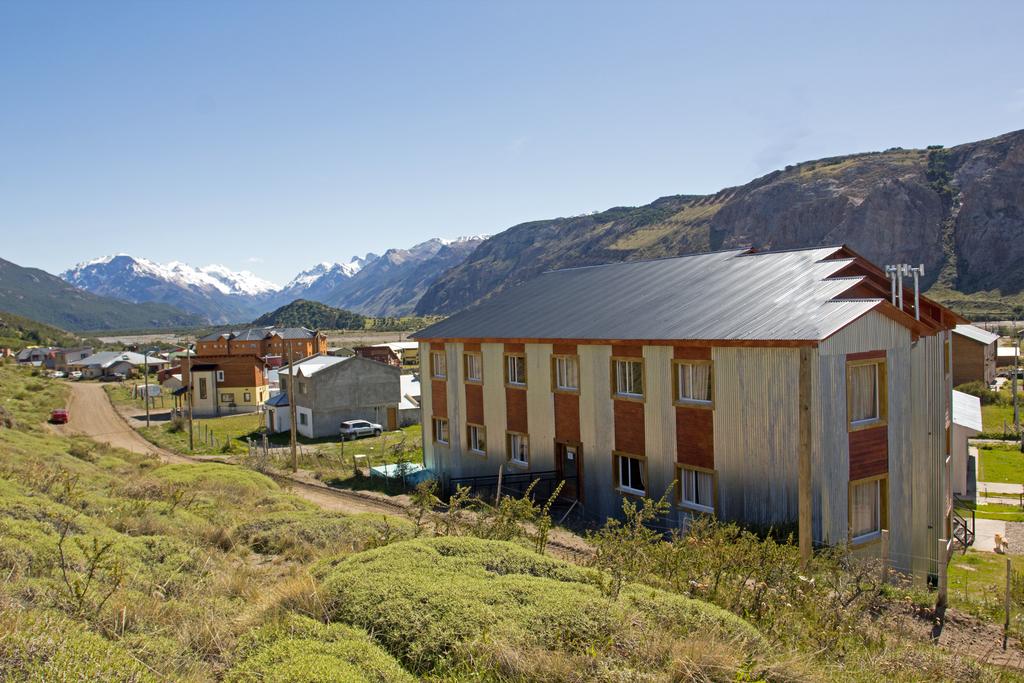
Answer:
[464, 353, 482, 383]
[678, 466, 714, 512]
[468, 424, 486, 454]
[244, 392, 251, 402]
[615, 453, 646, 496]
[613, 359, 644, 399]
[221, 393, 235, 402]
[431, 351, 447, 379]
[216, 370, 225, 382]
[298, 382, 307, 395]
[675, 360, 712, 405]
[506, 354, 526, 387]
[199, 377, 208, 400]
[850, 478, 883, 543]
[848, 360, 885, 427]
[299, 413, 308, 426]
[507, 432, 529, 465]
[553, 355, 579, 392]
[432, 417, 450, 445]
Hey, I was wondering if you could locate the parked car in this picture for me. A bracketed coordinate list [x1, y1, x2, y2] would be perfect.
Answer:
[49, 371, 66, 379]
[339, 419, 382, 440]
[49, 409, 69, 424]
[69, 371, 83, 380]
[100, 372, 126, 382]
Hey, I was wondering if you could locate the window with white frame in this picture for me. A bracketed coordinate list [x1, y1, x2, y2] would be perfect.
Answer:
[221, 393, 235, 403]
[299, 413, 308, 426]
[850, 478, 882, 542]
[506, 354, 526, 386]
[678, 466, 714, 512]
[507, 432, 529, 465]
[464, 353, 482, 383]
[216, 370, 225, 382]
[676, 361, 712, 404]
[432, 417, 450, 444]
[468, 424, 486, 454]
[849, 361, 882, 426]
[431, 351, 447, 379]
[615, 453, 646, 495]
[613, 359, 644, 398]
[553, 355, 579, 391]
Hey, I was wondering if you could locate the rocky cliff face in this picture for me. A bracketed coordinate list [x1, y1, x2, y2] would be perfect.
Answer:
[416, 129, 1024, 316]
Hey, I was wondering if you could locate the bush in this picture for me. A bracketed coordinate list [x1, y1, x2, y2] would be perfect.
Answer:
[955, 381, 1000, 405]
[233, 511, 413, 560]
[316, 537, 760, 679]
[224, 614, 414, 683]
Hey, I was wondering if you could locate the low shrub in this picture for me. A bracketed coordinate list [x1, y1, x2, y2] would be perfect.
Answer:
[224, 614, 415, 683]
[955, 380, 1001, 405]
[317, 536, 760, 680]
[233, 511, 413, 560]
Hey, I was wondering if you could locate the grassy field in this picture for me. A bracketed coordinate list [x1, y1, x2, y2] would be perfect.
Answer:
[964, 502, 1024, 522]
[979, 444, 1024, 484]
[948, 550, 1024, 630]
[982, 402, 1019, 437]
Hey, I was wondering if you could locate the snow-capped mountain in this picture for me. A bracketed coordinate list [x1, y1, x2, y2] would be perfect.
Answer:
[61, 235, 488, 323]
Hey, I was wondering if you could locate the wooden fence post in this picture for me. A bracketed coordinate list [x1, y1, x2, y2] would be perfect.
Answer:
[936, 537, 948, 618]
[1005, 557, 1012, 651]
[880, 529, 890, 586]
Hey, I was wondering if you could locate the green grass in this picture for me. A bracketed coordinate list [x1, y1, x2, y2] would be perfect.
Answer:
[978, 444, 1024, 484]
[964, 502, 1024, 522]
[948, 550, 1024, 633]
[981, 402, 1019, 437]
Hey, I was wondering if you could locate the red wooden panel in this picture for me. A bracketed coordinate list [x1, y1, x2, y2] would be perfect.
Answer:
[612, 344, 643, 358]
[430, 342, 445, 351]
[464, 342, 481, 352]
[849, 425, 888, 480]
[676, 406, 714, 469]
[465, 383, 484, 424]
[848, 349, 886, 361]
[614, 399, 645, 454]
[505, 342, 525, 353]
[553, 343, 578, 356]
[506, 387, 528, 433]
[432, 379, 448, 418]
[554, 392, 581, 444]
[673, 346, 711, 361]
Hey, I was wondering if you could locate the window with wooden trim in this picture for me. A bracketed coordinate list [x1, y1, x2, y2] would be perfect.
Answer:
[221, 393, 235, 403]
[849, 476, 886, 543]
[677, 465, 715, 512]
[612, 358, 644, 399]
[432, 417, 450, 444]
[614, 452, 647, 496]
[505, 354, 526, 387]
[430, 351, 447, 379]
[198, 377, 208, 400]
[507, 432, 529, 465]
[552, 354, 579, 392]
[467, 424, 486, 454]
[244, 392, 251, 402]
[675, 360, 713, 405]
[464, 352, 483, 383]
[847, 359, 886, 429]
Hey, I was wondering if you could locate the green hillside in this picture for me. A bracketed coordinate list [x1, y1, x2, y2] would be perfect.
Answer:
[252, 298, 365, 330]
[0, 311, 85, 349]
[0, 257, 202, 331]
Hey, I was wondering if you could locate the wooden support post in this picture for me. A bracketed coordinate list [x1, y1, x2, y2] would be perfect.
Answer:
[798, 347, 813, 568]
[1005, 557, 1012, 651]
[936, 537, 949, 617]
[880, 529, 890, 586]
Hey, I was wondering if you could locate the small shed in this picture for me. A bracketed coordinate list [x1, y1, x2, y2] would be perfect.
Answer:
[951, 389, 983, 497]
[952, 325, 999, 386]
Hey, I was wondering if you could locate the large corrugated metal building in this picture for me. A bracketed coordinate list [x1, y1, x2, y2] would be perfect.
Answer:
[412, 245, 965, 579]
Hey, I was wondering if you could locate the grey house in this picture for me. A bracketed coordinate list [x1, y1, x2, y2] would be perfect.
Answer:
[266, 354, 401, 438]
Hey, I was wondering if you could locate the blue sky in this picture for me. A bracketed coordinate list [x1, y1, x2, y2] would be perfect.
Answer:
[2, 1, 1023, 284]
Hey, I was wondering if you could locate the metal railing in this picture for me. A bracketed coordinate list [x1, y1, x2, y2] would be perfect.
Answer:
[952, 495, 975, 553]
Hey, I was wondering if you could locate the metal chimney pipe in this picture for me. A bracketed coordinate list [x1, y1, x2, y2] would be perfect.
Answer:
[913, 264, 924, 320]
[895, 265, 905, 312]
[886, 265, 898, 306]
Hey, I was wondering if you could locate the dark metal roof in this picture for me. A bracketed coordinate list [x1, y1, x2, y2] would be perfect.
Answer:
[197, 326, 318, 342]
[412, 246, 886, 342]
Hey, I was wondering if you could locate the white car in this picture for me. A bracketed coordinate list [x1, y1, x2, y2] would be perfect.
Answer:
[339, 419, 383, 440]
[69, 371, 83, 380]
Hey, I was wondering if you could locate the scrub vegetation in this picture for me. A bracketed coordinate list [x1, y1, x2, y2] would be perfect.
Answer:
[0, 362, 1020, 681]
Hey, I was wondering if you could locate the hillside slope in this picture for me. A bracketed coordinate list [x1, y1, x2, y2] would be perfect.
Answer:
[0, 257, 201, 331]
[252, 299, 365, 330]
[417, 129, 1024, 318]
[0, 311, 84, 349]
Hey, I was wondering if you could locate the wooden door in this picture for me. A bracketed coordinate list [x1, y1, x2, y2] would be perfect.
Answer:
[556, 443, 582, 501]
[387, 406, 398, 431]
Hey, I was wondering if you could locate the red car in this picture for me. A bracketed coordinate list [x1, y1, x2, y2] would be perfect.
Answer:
[50, 409, 69, 424]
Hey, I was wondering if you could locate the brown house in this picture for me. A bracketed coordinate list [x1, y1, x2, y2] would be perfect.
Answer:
[180, 354, 269, 417]
[196, 327, 327, 360]
[951, 324, 999, 386]
[413, 245, 965, 580]
[354, 345, 401, 367]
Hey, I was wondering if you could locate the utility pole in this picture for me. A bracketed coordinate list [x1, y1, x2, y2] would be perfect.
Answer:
[186, 339, 194, 451]
[286, 339, 299, 473]
[1016, 327, 1021, 438]
[143, 348, 151, 428]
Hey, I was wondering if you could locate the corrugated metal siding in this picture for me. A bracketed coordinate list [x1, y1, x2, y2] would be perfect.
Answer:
[482, 343, 507, 462]
[713, 347, 800, 525]
[526, 344, 555, 471]
[579, 344, 615, 521]
[887, 346, 913, 571]
[643, 345, 677, 507]
[820, 310, 910, 356]
[815, 353, 848, 546]
[419, 342, 435, 473]
[910, 333, 946, 579]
